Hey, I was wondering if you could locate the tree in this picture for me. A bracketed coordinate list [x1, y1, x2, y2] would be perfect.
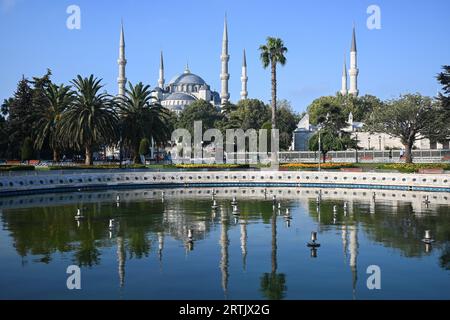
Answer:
[118, 82, 172, 164]
[259, 37, 288, 130]
[432, 66, 450, 145]
[139, 138, 150, 157]
[34, 83, 74, 162]
[177, 99, 222, 136]
[4, 77, 34, 159]
[365, 94, 440, 163]
[308, 103, 356, 162]
[21, 137, 34, 161]
[59, 75, 119, 165]
[276, 100, 300, 150]
[234, 99, 270, 130]
[437, 65, 450, 111]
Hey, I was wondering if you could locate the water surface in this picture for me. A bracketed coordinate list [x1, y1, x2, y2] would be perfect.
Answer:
[0, 188, 449, 299]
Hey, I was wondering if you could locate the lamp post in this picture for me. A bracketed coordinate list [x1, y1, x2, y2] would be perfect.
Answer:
[355, 132, 359, 163]
[378, 136, 382, 150]
[368, 137, 371, 150]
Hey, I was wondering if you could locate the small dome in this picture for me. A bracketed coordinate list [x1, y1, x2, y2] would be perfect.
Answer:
[165, 92, 196, 101]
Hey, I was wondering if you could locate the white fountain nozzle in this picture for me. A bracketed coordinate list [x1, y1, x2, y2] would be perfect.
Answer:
[424, 230, 431, 240]
[311, 231, 318, 242]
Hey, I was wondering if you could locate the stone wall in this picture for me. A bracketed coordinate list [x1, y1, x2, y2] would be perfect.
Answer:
[1, 170, 449, 196]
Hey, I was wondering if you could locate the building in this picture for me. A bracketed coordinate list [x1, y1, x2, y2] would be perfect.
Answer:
[117, 16, 249, 116]
[292, 26, 449, 151]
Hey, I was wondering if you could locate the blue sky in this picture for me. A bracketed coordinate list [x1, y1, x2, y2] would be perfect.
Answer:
[0, 0, 449, 113]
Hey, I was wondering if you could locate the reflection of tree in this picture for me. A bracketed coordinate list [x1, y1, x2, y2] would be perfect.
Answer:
[260, 211, 286, 300]
[439, 243, 450, 270]
[308, 200, 450, 262]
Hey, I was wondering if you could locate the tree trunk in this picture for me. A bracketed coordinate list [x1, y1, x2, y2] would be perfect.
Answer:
[85, 145, 93, 165]
[133, 143, 141, 164]
[53, 149, 59, 163]
[271, 61, 277, 130]
[404, 142, 413, 163]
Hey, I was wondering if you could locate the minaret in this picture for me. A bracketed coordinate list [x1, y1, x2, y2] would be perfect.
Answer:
[348, 26, 359, 96]
[220, 15, 230, 106]
[240, 49, 248, 100]
[158, 51, 165, 89]
[340, 55, 348, 95]
[117, 21, 127, 96]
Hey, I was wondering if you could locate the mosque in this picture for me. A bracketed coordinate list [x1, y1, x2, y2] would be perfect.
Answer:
[117, 17, 247, 115]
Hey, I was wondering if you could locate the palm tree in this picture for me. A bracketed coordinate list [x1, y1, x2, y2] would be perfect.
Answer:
[59, 75, 118, 165]
[117, 82, 172, 164]
[259, 37, 288, 130]
[34, 83, 74, 162]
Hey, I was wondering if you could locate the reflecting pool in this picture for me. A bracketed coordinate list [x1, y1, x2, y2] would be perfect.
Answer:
[0, 188, 449, 299]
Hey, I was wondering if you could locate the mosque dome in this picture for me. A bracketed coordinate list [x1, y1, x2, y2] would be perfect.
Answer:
[168, 67, 206, 86]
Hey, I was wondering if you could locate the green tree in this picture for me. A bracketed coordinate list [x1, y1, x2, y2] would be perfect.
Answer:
[234, 99, 270, 130]
[432, 66, 450, 145]
[437, 65, 450, 111]
[139, 138, 150, 157]
[365, 94, 440, 163]
[59, 75, 119, 165]
[308, 94, 384, 125]
[308, 103, 356, 162]
[276, 100, 300, 150]
[4, 78, 34, 159]
[259, 37, 288, 130]
[118, 82, 171, 164]
[34, 83, 74, 162]
[177, 99, 222, 136]
[21, 137, 34, 161]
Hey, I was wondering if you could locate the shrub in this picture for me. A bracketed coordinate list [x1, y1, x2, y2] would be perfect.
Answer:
[0, 165, 35, 171]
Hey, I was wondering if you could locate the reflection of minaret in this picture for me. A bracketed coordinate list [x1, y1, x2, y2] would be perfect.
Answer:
[240, 222, 247, 271]
[117, 236, 126, 288]
[158, 232, 164, 264]
[341, 225, 348, 263]
[349, 225, 358, 299]
[220, 209, 229, 297]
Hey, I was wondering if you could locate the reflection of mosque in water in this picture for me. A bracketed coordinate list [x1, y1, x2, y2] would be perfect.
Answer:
[1, 187, 448, 297]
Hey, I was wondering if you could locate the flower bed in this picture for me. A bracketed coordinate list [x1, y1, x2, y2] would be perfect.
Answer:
[174, 164, 249, 169]
[279, 163, 355, 170]
[376, 163, 450, 173]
